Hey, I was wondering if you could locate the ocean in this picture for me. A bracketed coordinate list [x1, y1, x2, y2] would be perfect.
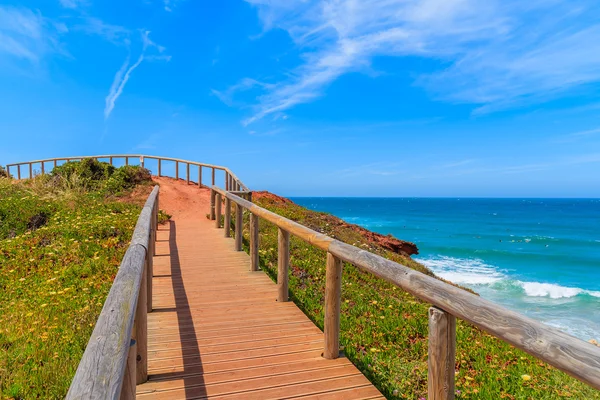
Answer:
[291, 197, 600, 341]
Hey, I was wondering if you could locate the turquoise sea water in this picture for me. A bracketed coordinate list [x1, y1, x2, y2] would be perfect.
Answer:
[291, 197, 600, 341]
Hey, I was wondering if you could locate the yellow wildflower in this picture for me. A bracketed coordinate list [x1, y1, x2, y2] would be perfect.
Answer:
[522, 375, 531, 381]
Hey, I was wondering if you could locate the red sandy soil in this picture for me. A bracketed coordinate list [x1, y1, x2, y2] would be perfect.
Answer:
[151, 176, 211, 221]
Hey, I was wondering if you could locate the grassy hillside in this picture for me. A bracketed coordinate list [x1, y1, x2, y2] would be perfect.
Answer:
[242, 192, 599, 400]
[0, 160, 161, 399]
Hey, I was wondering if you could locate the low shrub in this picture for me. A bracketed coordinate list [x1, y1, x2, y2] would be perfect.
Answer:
[41, 159, 153, 196]
[0, 165, 11, 179]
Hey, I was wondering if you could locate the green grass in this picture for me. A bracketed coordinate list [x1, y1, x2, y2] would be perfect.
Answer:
[0, 162, 161, 399]
[237, 195, 599, 400]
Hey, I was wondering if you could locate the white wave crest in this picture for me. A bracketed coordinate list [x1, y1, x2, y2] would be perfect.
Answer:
[418, 256, 505, 285]
[519, 282, 600, 299]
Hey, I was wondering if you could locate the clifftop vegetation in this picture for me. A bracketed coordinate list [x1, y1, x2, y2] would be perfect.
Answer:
[0, 160, 159, 399]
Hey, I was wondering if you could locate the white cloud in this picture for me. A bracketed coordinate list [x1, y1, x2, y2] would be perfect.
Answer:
[238, 0, 600, 124]
[0, 6, 65, 62]
[104, 31, 169, 120]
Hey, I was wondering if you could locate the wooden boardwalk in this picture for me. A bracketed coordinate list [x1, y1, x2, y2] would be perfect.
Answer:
[136, 196, 384, 399]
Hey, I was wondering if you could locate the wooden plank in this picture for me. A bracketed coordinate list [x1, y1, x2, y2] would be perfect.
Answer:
[428, 307, 456, 400]
[186, 163, 190, 184]
[138, 367, 361, 399]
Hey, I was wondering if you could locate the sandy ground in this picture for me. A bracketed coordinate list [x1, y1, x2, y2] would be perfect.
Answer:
[151, 176, 212, 221]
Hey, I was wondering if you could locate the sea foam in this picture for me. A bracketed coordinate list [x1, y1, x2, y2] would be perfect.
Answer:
[419, 255, 600, 299]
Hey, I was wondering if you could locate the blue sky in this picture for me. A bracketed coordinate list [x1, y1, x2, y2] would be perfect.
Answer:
[1, 0, 600, 197]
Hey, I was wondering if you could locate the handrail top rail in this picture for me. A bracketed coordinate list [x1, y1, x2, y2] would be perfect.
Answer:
[212, 185, 600, 390]
[4, 154, 248, 191]
[66, 185, 159, 399]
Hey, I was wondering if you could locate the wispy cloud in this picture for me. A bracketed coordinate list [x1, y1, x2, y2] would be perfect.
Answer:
[212, 78, 274, 108]
[236, 0, 600, 124]
[0, 5, 66, 62]
[74, 17, 129, 45]
[104, 31, 168, 120]
[59, 0, 88, 9]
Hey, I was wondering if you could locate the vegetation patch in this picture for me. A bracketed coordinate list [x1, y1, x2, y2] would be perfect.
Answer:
[237, 193, 599, 400]
[0, 161, 166, 399]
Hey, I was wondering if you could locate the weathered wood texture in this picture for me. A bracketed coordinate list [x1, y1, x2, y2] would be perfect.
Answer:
[212, 187, 600, 390]
[235, 204, 243, 251]
[277, 228, 289, 302]
[135, 197, 382, 399]
[250, 213, 259, 271]
[324, 252, 342, 359]
[66, 186, 159, 399]
[224, 198, 231, 238]
[121, 339, 137, 400]
[428, 307, 456, 400]
[215, 193, 222, 228]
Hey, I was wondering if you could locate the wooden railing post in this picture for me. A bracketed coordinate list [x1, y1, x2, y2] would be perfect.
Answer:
[54, 159, 57, 169]
[186, 163, 190, 184]
[250, 213, 259, 271]
[17, 165, 21, 180]
[224, 198, 231, 238]
[29, 163, 32, 179]
[198, 165, 202, 187]
[428, 307, 456, 400]
[158, 159, 161, 177]
[210, 189, 216, 220]
[125, 157, 129, 166]
[225, 171, 229, 191]
[277, 228, 289, 302]
[41, 162, 45, 175]
[235, 204, 243, 251]
[211, 168, 215, 186]
[120, 339, 136, 400]
[147, 203, 155, 312]
[135, 265, 148, 384]
[324, 252, 342, 359]
[6, 165, 10, 178]
[109, 156, 113, 166]
[215, 193, 222, 228]
[175, 161, 179, 180]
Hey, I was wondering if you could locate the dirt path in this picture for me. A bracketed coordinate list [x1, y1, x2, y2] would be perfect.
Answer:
[152, 177, 211, 221]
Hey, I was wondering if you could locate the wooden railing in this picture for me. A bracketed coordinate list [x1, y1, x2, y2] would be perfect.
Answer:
[210, 186, 600, 399]
[66, 186, 159, 399]
[4, 155, 248, 191]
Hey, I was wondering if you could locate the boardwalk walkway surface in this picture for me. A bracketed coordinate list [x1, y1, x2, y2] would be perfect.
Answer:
[135, 178, 384, 399]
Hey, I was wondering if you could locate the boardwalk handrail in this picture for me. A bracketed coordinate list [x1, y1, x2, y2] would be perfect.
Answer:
[4, 154, 248, 192]
[211, 186, 600, 398]
[66, 185, 159, 399]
